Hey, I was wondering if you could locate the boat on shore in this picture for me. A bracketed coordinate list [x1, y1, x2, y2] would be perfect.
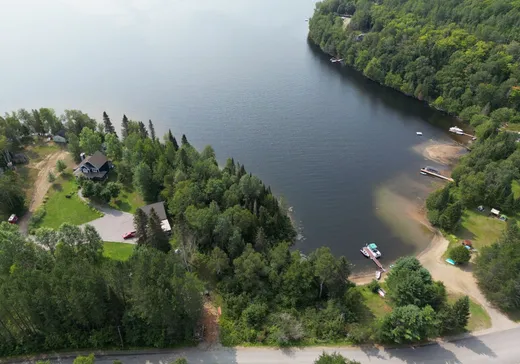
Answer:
[376, 270, 382, 280]
[330, 57, 343, 63]
[449, 126, 464, 134]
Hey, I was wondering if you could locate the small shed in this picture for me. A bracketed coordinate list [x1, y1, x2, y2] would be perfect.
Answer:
[491, 208, 500, 217]
[53, 135, 67, 143]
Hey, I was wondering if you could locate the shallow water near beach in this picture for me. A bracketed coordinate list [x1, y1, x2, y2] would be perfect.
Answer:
[0, 0, 467, 270]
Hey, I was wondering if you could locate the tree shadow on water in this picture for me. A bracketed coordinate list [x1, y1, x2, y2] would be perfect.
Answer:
[386, 343, 461, 364]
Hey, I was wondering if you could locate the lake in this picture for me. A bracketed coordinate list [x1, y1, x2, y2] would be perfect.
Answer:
[0, 0, 461, 271]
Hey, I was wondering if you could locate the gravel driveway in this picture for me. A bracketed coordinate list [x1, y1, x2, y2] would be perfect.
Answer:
[81, 205, 136, 243]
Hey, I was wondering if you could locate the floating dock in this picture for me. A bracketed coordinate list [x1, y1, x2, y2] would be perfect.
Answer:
[420, 168, 454, 182]
[362, 246, 385, 271]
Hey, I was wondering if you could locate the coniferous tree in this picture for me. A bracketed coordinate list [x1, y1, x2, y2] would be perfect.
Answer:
[148, 119, 156, 141]
[138, 121, 148, 138]
[134, 208, 148, 246]
[147, 209, 170, 253]
[102, 111, 116, 135]
[181, 134, 189, 146]
[453, 296, 470, 330]
[167, 129, 179, 151]
[121, 114, 129, 139]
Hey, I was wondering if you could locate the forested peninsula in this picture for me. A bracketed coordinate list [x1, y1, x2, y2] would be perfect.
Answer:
[0, 108, 474, 355]
[310, 0, 520, 315]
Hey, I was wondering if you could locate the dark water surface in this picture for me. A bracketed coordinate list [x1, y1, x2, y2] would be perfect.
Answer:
[1, 0, 461, 270]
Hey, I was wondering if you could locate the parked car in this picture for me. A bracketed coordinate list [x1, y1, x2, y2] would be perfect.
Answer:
[123, 231, 136, 239]
[8, 214, 18, 224]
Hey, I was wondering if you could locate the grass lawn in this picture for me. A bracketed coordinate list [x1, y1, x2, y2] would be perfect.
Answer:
[447, 293, 491, 332]
[512, 180, 520, 199]
[37, 173, 102, 229]
[106, 168, 144, 213]
[23, 141, 61, 161]
[109, 186, 144, 213]
[504, 124, 520, 133]
[454, 209, 505, 250]
[103, 242, 135, 261]
[356, 284, 392, 323]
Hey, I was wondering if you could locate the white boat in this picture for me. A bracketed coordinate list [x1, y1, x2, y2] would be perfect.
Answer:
[360, 248, 369, 258]
[367, 242, 382, 258]
[420, 171, 427, 176]
[449, 127, 463, 134]
[330, 58, 343, 63]
[416, 132, 423, 136]
[376, 270, 382, 280]
[377, 288, 386, 297]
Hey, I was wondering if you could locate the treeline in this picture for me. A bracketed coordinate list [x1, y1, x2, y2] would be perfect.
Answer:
[309, 0, 520, 312]
[309, 0, 520, 119]
[475, 222, 520, 311]
[0, 223, 202, 355]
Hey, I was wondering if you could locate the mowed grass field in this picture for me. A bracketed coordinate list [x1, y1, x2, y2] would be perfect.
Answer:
[36, 173, 102, 229]
[103, 242, 135, 261]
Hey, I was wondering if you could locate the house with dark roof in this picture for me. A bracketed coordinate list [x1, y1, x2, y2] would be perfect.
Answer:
[74, 151, 111, 181]
[139, 201, 172, 233]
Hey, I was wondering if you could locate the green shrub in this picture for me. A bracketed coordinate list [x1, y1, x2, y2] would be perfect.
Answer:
[449, 245, 471, 264]
[367, 279, 380, 293]
[29, 207, 46, 229]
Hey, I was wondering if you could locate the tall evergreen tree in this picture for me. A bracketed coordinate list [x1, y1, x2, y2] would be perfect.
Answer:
[121, 114, 129, 139]
[168, 129, 179, 151]
[148, 119, 156, 141]
[138, 121, 148, 138]
[147, 209, 170, 253]
[181, 134, 189, 146]
[453, 296, 470, 330]
[134, 208, 148, 246]
[148, 119, 155, 140]
[103, 111, 116, 135]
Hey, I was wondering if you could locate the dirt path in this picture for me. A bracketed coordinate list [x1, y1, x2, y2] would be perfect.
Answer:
[198, 299, 220, 349]
[419, 233, 517, 333]
[18, 150, 69, 234]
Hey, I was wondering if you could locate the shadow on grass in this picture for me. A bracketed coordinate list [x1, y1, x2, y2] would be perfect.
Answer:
[505, 308, 520, 322]
[61, 172, 73, 180]
[52, 183, 63, 191]
[113, 199, 132, 212]
[24, 150, 39, 160]
[455, 225, 476, 243]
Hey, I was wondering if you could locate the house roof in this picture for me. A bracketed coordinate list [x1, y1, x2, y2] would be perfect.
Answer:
[79, 151, 108, 170]
[55, 129, 67, 138]
[140, 201, 168, 221]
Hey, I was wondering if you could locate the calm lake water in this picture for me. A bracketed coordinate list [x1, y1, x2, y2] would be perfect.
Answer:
[1, 0, 461, 271]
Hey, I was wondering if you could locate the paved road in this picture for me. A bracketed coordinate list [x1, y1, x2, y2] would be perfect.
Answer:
[80, 205, 136, 243]
[26, 327, 520, 364]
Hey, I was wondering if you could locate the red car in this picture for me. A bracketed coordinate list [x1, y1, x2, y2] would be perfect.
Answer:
[123, 231, 136, 239]
[8, 214, 18, 224]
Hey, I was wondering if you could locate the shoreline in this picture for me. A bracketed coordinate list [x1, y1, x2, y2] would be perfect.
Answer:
[351, 141, 463, 285]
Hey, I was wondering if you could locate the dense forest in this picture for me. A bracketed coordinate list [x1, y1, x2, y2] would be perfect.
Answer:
[0, 108, 472, 353]
[310, 0, 520, 312]
[309, 0, 520, 120]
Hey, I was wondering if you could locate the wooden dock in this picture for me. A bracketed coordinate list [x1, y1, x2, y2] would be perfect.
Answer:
[461, 132, 476, 139]
[362, 247, 385, 271]
[421, 168, 454, 182]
